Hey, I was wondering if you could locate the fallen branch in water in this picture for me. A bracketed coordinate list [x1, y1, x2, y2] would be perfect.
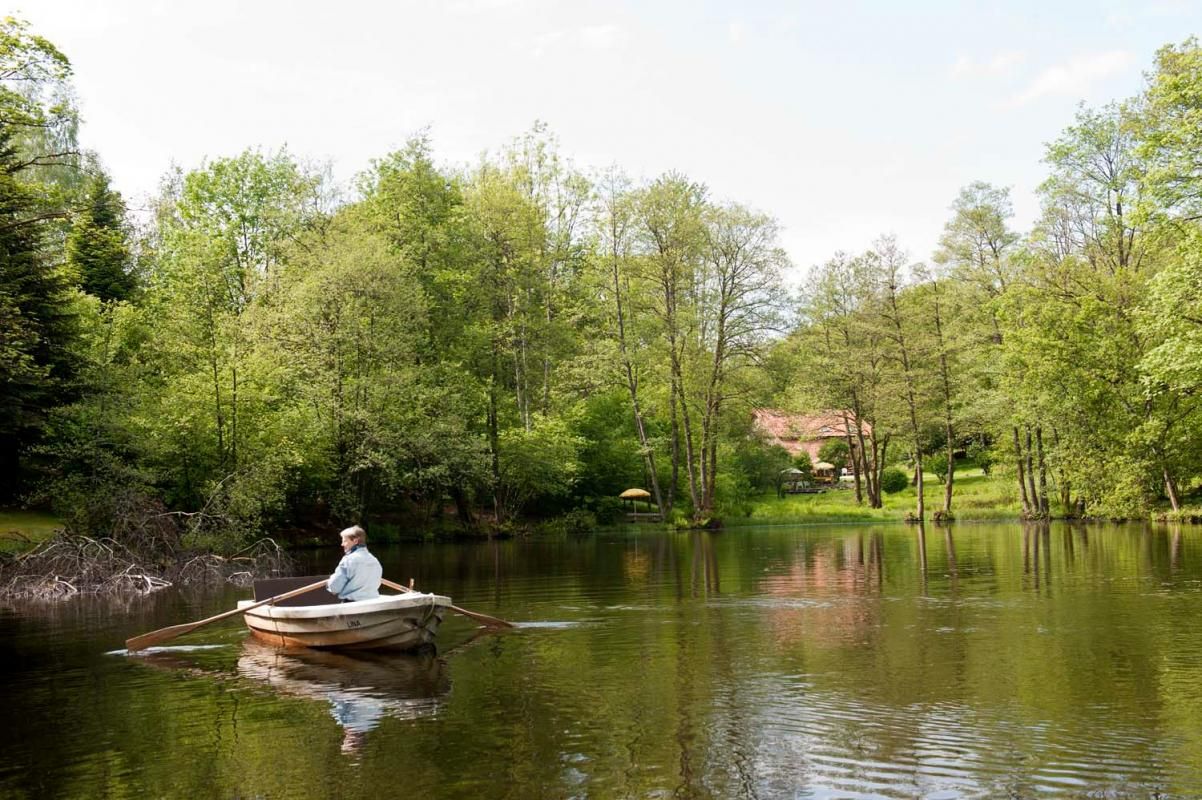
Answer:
[0, 533, 292, 601]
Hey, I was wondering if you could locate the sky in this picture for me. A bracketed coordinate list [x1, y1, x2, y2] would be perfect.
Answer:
[16, 0, 1202, 281]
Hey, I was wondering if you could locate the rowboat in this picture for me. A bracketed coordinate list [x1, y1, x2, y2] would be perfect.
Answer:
[238, 592, 451, 650]
[237, 577, 451, 651]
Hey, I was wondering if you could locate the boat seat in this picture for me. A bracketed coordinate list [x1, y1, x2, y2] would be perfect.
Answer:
[253, 576, 341, 607]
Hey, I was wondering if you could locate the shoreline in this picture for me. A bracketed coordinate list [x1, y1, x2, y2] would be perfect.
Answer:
[4, 484, 1199, 554]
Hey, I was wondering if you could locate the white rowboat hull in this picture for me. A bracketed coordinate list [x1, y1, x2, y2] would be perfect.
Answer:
[238, 592, 451, 651]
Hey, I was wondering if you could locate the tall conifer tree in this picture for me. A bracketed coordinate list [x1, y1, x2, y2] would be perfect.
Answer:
[0, 127, 78, 494]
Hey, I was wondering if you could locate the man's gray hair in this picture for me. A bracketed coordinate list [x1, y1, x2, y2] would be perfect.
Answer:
[340, 525, 366, 544]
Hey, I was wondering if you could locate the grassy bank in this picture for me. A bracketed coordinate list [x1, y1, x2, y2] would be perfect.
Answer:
[728, 469, 1024, 526]
[0, 510, 64, 553]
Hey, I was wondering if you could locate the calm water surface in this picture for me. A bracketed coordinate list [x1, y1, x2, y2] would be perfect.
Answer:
[2, 522, 1202, 799]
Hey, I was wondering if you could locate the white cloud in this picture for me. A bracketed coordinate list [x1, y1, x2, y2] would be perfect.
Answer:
[950, 50, 1027, 79]
[529, 30, 564, 58]
[1104, 9, 1135, 28]
[530, 24, 625, 57]
[728, 20, 748, 45]
[1009, 50, 1136, 106]
[1106, 0, 1198, 28]
[579, 24, 624, 50]
[452, 0, 528, 13]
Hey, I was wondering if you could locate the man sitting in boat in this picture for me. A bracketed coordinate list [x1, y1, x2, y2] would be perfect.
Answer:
[326, 525, 383, 602]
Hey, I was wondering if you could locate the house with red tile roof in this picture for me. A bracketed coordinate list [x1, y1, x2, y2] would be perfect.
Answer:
[752, 409, 872, 465]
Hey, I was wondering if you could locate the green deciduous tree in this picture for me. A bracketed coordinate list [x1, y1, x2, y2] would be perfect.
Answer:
[1141, 38, 1202, 220]
[133, 149, 325, 532]
[0, 16, 80, 192]
[799, 251, 890, 507]
[696, 203, 787, 514]
[1002, 101, 1193, 517]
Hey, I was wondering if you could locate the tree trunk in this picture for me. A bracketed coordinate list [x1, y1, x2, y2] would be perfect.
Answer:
[678, 378, 701, 514]
[701, 383, 721, 514]
[1052, 428, 1071, 517]
[627, 376, 665, 517]
[865, 444, 880, 506]
[519, 315, 531, 431]
[884, 271, 922, 521]
[489, 349, 502, 522]
[667, 384, 679, 514]
[876, 434, 890, 507]
[943, 439, 955, 517]
[1024, 426, 1039, 518]
[931, 281, 955, 517]
[698, 392, 716, 513]
[913, 449, 925, 521]
[865, 438, 879, 507]
[842, 411, 863, 504]
[698, 399, 715, 513]
[852, 400, 878, 507]
[230, 361, 238, 469]
[1036, 426, 1049, 517]
[513, 347, 525, 430]
[661, 287, 697, 513]
[1164, 465, 1181, 512]
[543, 284, 553, 416]
[701, 427, 711, 506]
[699, 302, 729, 514]
[1059, 480, 1073, 518]
[639, 420, 665, 520]
[212, 352, 224, 466]
[901, 382, 922, 520]
[207, 304, 225, 468]
[1013, 426, 1030, 516]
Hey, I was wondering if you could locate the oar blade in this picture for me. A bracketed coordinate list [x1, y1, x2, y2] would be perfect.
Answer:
[451, 605, 515, 628]
[125, 622, 201, 652]
[123, 579, 328, 653]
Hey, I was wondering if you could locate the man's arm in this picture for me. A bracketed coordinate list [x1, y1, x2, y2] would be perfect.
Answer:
[327, 557, 351, 598]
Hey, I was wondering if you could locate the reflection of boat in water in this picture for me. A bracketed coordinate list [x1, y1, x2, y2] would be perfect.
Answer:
[235, 639, 451, 738]
[135, 639, 452, 757]
[236, 578, 451, 651]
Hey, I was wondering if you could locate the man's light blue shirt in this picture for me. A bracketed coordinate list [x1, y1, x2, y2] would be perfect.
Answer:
[327, 544, 383, 601]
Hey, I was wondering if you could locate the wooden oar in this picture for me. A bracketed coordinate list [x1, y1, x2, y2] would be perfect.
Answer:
[381, 578, 514, 629]
[125, 579, 329, 652]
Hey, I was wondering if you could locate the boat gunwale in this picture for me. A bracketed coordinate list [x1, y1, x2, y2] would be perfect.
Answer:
[237, 592, 451, 620]
[241, 608, 445, 636]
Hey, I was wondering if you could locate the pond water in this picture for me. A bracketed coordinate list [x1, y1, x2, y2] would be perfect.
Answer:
[2, 522, 1202, 799]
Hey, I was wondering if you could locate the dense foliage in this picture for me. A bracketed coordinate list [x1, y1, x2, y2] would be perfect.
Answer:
[3, 19, 1201, 544]
[792, 39, 1202, 521]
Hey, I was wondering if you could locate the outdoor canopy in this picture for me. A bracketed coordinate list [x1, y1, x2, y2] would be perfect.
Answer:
[619, 488, 652, 500]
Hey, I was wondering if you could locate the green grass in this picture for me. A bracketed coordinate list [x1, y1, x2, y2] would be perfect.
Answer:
[1156, 504, 1202, 523]
[729, 468, 1025, 526]
[0, 510, 64, 553]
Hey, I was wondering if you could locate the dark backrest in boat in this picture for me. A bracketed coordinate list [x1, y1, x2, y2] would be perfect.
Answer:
[253, 576, 340, 606]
